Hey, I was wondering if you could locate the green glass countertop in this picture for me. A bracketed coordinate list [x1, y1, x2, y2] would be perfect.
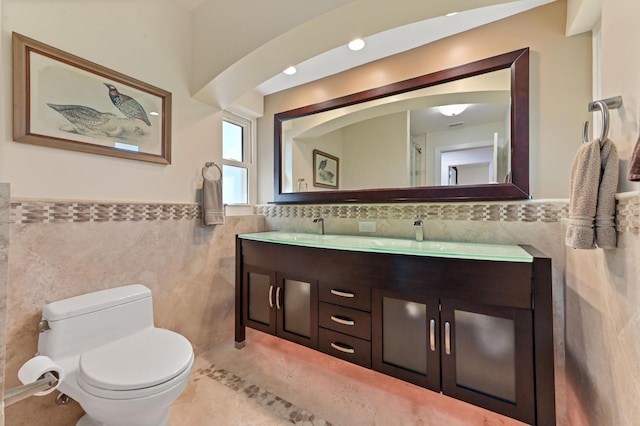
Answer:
[238, 231, 533, 263]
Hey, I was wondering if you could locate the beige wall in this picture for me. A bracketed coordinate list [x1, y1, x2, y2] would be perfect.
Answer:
[259, 0, 592, 203]
[0, 1, 266, 424]
[1, 0, 221, 203]
[564, 0, 640, 424]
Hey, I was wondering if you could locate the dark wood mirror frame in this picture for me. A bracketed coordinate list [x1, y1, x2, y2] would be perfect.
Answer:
[274, 47, 529, 204]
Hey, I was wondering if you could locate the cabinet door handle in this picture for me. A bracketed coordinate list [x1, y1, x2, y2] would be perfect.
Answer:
[330, 342, 355, 354]
[330, 289, 355, 298]
[429, 319, 436, 351]
[444, 321, 451, 355]
[268, 285, 274, 308]
[275, 286, 282, 310]
[330, 315, 355, 326]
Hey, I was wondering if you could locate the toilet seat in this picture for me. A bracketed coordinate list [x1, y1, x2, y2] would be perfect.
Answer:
[78, 328, 194, 400]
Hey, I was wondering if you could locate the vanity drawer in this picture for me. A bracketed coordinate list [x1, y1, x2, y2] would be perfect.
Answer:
[319, 282, 371, 312]
[319, 302, 371, 340]
[319, 328, 371, 369]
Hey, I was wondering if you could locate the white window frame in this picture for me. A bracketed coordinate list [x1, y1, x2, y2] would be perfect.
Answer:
[222, 110, 256, 214]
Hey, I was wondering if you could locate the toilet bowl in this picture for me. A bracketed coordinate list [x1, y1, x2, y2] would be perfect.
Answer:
[37, 285, 194, 426]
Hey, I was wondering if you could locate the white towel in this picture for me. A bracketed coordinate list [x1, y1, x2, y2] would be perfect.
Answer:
[203, 176, 225, 226]
[594, 139, 618, 248]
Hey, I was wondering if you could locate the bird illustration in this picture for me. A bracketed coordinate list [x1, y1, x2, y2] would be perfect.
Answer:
[47, 103, 114, 129]
[104, 83, 151, 126]
[47, 103, 144, 138]
[318, 159, 327, 170]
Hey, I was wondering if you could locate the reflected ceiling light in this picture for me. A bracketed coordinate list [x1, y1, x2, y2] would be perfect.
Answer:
[348, 38, 365, 51]
[438, 104, 468, 117]
[446, 11, 459, 17]
[283, 66, 297, 75]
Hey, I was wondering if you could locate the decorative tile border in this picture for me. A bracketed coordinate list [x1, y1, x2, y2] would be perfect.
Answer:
[257, 200, 570, 223]
[10, 200, 201, 224]
[258, 194, 640, 234]
[194, 364, 332, 426]
[9, 193, 640, 233]
[616, 192, 640, 233]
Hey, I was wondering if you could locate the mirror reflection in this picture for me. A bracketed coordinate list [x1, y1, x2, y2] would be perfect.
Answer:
[281, 69, 511, 193]
[274, 48, 529, 204]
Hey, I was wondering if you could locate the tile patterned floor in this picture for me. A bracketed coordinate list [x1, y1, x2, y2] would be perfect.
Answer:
[169, 329, 527, 426]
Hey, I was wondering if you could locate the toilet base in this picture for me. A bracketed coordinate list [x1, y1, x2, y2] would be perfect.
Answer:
[76, 410, 169, 426]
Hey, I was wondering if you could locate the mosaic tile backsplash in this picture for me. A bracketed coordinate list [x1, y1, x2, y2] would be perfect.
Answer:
[253, 194, 637, 233]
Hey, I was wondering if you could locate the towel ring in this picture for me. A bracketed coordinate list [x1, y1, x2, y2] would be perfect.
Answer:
[584, 96, 623, 146]
[202, 162, 222, 180]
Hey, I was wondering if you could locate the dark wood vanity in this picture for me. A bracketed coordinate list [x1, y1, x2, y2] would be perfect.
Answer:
[235, 233, 555, 425]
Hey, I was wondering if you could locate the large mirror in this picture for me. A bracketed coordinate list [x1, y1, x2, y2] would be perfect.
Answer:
[274, 48, 529, 204]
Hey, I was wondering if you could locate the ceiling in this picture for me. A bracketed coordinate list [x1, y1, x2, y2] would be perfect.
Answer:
[256, 0, 554, 96]
[178, 0, 558, 107]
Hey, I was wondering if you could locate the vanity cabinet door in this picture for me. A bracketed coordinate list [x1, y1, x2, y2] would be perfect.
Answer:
[275, 273, 319, 349]
[371, 289, 441, 392]
[440, 299, 535, 425]
[242, 265, 277, 335]
[242, 267, 318, 349]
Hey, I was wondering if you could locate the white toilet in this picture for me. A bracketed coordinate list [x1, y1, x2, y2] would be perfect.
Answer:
[37, 284, 194, 426]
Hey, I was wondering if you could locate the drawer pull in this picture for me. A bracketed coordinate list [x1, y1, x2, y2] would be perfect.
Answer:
[330, 289, 355, 298]
[275, 286, 282, 310]
[429, 319, 436, 351]
[445, 321, 451, 355]
[330, 342, 355, 354]
[330, 315, 355, 326]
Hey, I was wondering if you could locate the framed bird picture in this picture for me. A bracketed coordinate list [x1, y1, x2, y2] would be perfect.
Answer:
[313, 149, 339, 189]
[12, 32, 172, 164]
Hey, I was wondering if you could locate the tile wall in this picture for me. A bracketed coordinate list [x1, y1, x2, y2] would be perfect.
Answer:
[0, 185, 9, 425]
[3, 193, 639, 425]
[4, 199, 263, 425]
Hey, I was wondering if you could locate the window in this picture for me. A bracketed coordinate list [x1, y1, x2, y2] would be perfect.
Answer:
[222, 113, 253, 205]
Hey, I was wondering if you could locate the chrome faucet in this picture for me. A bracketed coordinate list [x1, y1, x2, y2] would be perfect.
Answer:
[312, 217, 324, 235]
[413, 217, 423, 241]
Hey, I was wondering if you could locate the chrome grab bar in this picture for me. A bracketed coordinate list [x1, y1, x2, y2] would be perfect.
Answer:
[4, 371, 58, 408]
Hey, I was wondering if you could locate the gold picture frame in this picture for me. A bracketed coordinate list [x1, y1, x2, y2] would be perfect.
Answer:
[12, 32, 172, 164]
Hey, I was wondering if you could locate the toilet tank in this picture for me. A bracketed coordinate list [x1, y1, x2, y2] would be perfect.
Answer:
[38, 285, 155, 360]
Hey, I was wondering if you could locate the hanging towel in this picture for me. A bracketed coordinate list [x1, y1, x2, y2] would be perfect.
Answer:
[595, 138, 619, 248]
[203, 175, 225, 226]
[565, 139, 601, 249]
[628, 134, 640, 181]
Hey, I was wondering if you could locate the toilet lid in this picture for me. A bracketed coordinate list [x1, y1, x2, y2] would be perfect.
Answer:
[78, 328, 193, 391]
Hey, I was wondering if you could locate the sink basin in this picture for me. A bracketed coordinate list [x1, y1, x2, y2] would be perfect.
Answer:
[238, 231, 533, 263]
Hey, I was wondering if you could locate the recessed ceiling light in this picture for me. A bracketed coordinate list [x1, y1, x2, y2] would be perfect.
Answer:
[446, 12, 458, 17]
[348, 38, 365, 51]
[283, 66, 297, 75]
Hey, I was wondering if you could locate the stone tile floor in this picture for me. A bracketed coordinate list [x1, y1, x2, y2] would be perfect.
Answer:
[169, 329, 526, 426]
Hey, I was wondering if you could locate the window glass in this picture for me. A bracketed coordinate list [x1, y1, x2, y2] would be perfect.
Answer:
[223, 121, 243, 162]
[222, 164, 248, 205]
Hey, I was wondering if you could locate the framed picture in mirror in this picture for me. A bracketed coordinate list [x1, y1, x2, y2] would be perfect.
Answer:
[313, 149, 339, 189]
